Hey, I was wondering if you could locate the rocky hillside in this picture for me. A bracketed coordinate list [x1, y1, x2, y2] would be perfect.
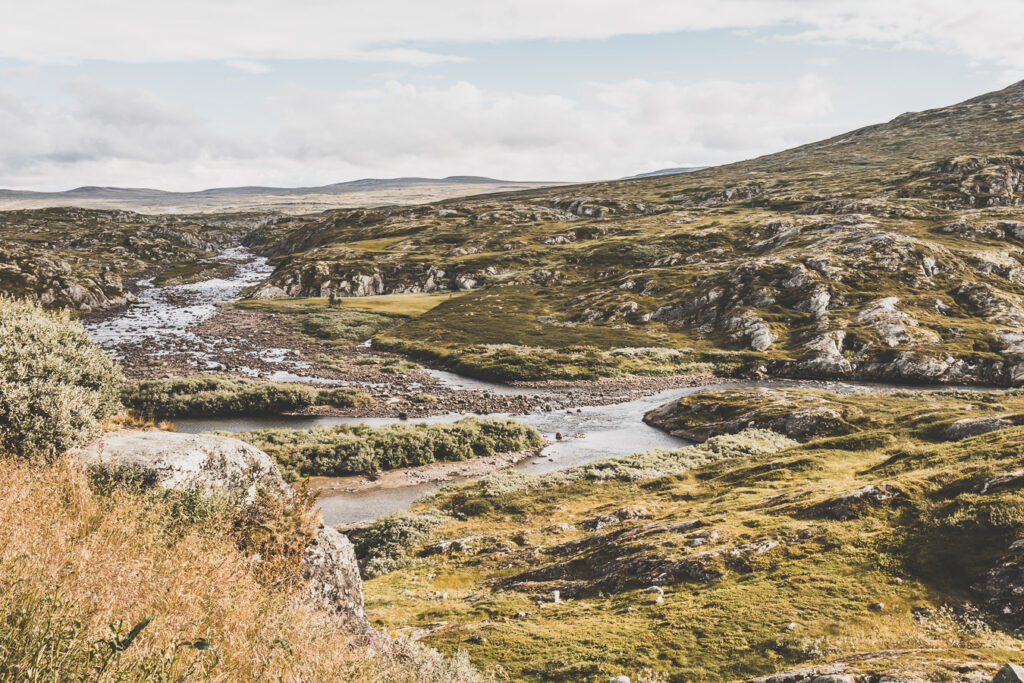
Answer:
[242, 80, 1024, 384]
[358, 386, 1024, 681]
[0, 208, 261, 311]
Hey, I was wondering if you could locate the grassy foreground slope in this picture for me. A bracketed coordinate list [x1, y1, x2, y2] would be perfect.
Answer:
[357, 388, 1024, 681]
[245, 81, 1024, 382]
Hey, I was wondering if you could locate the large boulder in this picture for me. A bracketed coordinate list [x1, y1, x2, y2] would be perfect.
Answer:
[78, 430, 371, 630]
[77, 430, 286, 497]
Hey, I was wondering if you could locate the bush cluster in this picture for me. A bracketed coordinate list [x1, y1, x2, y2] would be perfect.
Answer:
[295, 308, 392, 343]
[121, 375, 371, 417]
[350, 509, 448, 577]
[226, 417, 543, 479]
[0, 296, 122, 460]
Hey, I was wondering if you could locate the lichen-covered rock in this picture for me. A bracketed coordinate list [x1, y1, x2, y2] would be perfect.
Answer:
[993, 663, 1024, 683]
[77, 431, 286, 497]
[301, 525, 371, 632]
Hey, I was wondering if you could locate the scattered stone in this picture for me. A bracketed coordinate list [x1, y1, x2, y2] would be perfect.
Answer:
[818, 484, 904, 520]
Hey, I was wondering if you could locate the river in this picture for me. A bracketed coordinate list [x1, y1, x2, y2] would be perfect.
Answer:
[172, 375, 884, 525]
[84, 246, 909, 526]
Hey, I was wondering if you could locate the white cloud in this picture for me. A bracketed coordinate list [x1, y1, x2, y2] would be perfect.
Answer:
[1, 1, 1023, 72]
[0, 76, 844, 190]
[225, 59, 272, 74]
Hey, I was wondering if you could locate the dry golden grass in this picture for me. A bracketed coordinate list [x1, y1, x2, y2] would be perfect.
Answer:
[0, 456, 491, 682]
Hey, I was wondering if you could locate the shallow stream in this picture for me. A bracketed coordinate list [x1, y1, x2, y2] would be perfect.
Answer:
[83, 248, 919, 526]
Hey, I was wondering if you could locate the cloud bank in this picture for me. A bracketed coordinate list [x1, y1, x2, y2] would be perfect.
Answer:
[1, 1, 1019, 189]
[0, 76, 840, 190]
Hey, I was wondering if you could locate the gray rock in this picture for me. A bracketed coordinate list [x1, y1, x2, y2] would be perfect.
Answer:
[980, 469, 1024, 494]
[993, 663, 1024, 683]
[301, 525, 371, 632]
[819, 484, 903, 520]
[608, 677, 631, 683]
[79, 431, 371, 632]
[943, 416, 1013, 441]
[745, 666, 845, 683]
[78, 431, 286, 498]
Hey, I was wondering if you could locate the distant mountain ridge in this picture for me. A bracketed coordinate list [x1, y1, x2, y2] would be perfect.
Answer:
[0, 176, 567, 214]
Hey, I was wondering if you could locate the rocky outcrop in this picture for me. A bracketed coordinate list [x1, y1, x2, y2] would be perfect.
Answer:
[79, 430, 370, 631]
[814, 484, 905, 520]
[77, 431, 287, 497]
[643, 390, 855, 442]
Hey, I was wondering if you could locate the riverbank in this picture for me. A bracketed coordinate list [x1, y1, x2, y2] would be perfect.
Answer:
[306, 446, 544, 499]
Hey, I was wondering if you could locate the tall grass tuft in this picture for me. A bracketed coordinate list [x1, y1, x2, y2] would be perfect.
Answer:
[0, 456, 492, 681]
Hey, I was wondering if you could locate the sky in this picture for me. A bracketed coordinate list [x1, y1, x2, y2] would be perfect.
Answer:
[0, 1, 1022, 191]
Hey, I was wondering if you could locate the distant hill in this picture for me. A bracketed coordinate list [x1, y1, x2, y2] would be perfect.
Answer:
[0, 176, 567, 214]
[623, 166, 707, 179]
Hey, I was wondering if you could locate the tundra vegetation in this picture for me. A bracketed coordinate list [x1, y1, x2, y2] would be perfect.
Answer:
[121, 375, 372, 417]
[230, 81, 1024, 384]
[356, 388, 1024, 682]
[224, 418, 544, 480]
[3, 81, 1024, 682]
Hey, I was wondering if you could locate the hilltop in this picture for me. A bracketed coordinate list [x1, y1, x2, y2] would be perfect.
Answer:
[238, 80, 1024, 385]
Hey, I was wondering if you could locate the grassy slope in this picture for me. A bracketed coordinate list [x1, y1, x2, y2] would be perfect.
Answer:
[241, 81, 1024, 382]
[0, 454, 489, 682]
[359, 388, 1024, 681]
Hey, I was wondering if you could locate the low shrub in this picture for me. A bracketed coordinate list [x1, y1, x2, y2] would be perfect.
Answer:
[226, 418, 543, 479]
[316, 387, 374, 408]
[295, 308, 392, 343]
[351, 509, 448, 577]
[0, 296, 122, 460]
[121, 375, 371, 417]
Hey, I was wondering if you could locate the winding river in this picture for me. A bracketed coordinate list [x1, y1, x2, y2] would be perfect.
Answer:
[86, 247, 912, 526]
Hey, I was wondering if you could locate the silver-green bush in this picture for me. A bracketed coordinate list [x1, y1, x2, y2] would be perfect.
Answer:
[0, 297, 122, 460]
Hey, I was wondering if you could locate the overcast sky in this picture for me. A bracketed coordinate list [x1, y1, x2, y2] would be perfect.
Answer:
[1, 0, 1021, 191]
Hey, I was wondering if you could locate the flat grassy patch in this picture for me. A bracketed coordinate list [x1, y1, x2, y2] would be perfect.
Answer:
[241, 291, 467, 317]
[152, 261, 234, 286]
